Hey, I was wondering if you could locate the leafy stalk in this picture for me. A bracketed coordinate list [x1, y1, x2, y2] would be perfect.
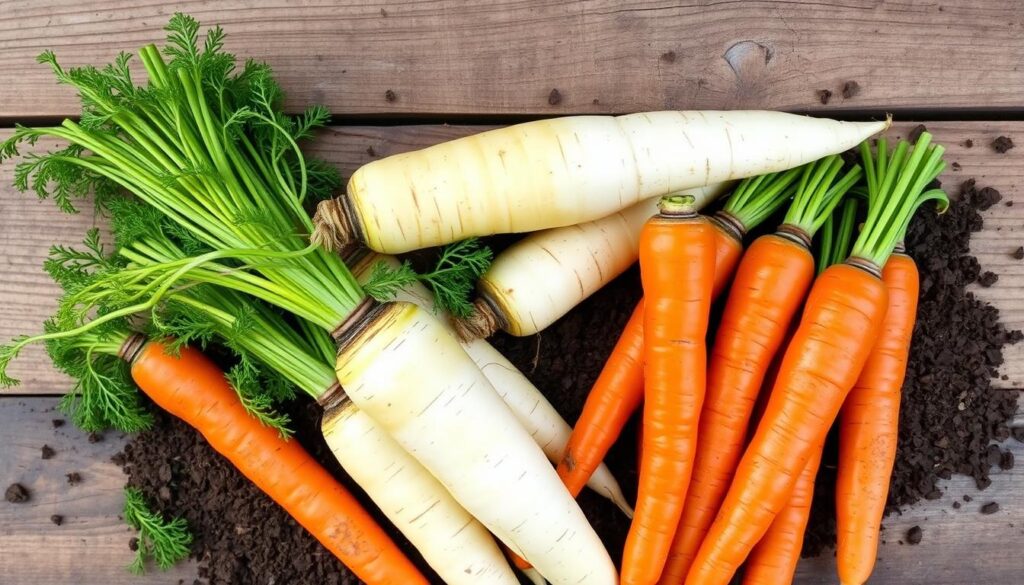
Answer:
[363, 238, 494, 318]
[781, 155, 863, 237]
[1, 13, 362, 331]
[721, 167, 802, 229]
[851, 133, 949, 266]
[817, 198, 860, 274]
[124, 487, 192, 574]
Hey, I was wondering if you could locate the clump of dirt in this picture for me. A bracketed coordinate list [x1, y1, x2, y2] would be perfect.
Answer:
[992, 136, 1014, 153]
[548, 88, 563, 106]
[816, 89, 833, 105]
[5, 483, 30, 503]
[842, 80, 861, 99]
[803, 179, 1023, 556]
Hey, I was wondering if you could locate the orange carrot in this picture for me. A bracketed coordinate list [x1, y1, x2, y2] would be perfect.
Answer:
[686, 134, 947, 585]
[742, 197, 861, 585]
[836, 250, 918, 585]
[621, 195, 716, 585]
[660, 157, 860, 583]
[555, 166, 799, 500]
[742, 439, 825, 585]
[686, 263, 888, 585]
[128, 339, 427, 585]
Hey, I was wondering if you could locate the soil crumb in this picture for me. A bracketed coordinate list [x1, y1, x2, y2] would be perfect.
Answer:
[548, 88, 563, 106]
[5, 483, 30, 503]
[908, 124, 927, 143]
[51, 419, 65, 428]
[981, 502, 1001, 515]
[65, 472, 82, 486]
[906, 525, 923, 545]
[816, 89, 832, 105]
[41, 445, 55, 460]
[842, 80, 861, 99]
[384, 89, 397, 103]
[660, 51, 676, 63]
[50, 514, 64, 526]
[992, 136, 1014, 153]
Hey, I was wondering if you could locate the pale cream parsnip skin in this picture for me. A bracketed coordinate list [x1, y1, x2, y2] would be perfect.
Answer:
[335, 302, 617, 585]
[322, 401, 519, 585]
[351, 253, 633, 516]
[479, 182, 731, 337]
[346, 111, 888, 253]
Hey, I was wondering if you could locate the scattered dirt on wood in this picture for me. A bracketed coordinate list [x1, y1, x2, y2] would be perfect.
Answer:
[964, 139, 974, 148]
[981, 502, 1001, 514]
[548, 88, 563, 106]
[50, 514, 64, 526]
[5, 483, 30, 503]
[908, 124, 928, 143]
[992, 136, 1014, 153]
[40, 445, 55, 460]
[51, 418, 64, 428]
[384, 89, 397, 103]
[65, 472, 82, 486]
[660, 51, 676, 63]
[803, 178, 1023, 557]
[842, 80, 861, 99]
[87, 432, 104, 443]
[906, 525, 923, 545]
[816, 89, 832, 105]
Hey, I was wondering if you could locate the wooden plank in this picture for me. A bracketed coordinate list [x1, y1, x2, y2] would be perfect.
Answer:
[2, 1, 1024, 118]
[0, 397, 196, 584]
[0, 395, 1020, 583]
[2, 121, 1023, 395]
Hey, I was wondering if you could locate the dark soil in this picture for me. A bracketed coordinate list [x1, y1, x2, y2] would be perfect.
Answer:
[906, 525, 923, 545]
[51, 418, 65, 428]
[802, 178, 1023, 556]
[547, 88, 563, 106]
[816, 89, 832, 105]
[50, 514, 64, 526]
[992, 136, 1014, 153]
[115, 175, 1021, 581]
[65, 472, 82, 486]
[842, 80, 861, 99]
[41, 444, 55, 460]
[5, 483, 30, 503]
[981, 502, 1001, 514]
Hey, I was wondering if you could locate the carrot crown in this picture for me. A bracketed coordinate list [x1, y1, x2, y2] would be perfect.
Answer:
[721, 167, 803, 232]
[781, 155, 863, 240]
[850, 132, 949, 267]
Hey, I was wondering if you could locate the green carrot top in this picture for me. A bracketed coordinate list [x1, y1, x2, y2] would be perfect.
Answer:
[850, 132, 949, 267]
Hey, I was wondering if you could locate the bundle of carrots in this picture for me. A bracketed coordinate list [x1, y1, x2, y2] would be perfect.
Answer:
[0, 12, 956, 585]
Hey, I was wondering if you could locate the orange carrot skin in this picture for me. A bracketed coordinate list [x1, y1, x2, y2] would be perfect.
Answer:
[131, 342, 427, 585]
[687, 263, 889, 585]
[742, 440, 825, 585]
[557, 221, 741, 499]
[622, 211, 715, 585]
[659, 234, 814, 583]
[836, 253, 918, 585]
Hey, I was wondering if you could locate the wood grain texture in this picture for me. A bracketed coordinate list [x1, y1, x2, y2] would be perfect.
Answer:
[2, 1, 1024, 118]
[3, 121, 1022, 395]
[0, 398, 196, 584]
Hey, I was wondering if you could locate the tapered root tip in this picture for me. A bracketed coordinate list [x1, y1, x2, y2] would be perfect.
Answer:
[452, 299, 500, 341]
[311, 197, 354, 252]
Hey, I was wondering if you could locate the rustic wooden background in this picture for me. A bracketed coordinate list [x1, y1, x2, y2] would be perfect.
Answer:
[2, 1, 1023, 583]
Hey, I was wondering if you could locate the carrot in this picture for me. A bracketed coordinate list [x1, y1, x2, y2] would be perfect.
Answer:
[557, 170, 799, 502]
[834, 252, 917, 585]
[686, 134, 948, 585]
[659, 157, 861, 583]
[835, 203, 921, 583]
[620, 194, 716, 585]
[741, 440, 825, 585]
[127, 339, 427, 585]
[312, 113, 888, 254]
[741, 198, 861, 585]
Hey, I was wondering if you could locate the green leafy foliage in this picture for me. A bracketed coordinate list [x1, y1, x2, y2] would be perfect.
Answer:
[123, 487, 192, 574]
[363, 238, 494, 318]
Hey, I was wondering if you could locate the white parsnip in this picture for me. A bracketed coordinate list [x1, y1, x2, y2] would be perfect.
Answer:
[322, 397, 519, 585]
[349, 252, 633, 516]
[462, 182, 731, 338]
[313, 111, 889, 254]
[335, 302, 617, 585]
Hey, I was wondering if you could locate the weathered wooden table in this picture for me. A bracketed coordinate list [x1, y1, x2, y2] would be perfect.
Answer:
[2, 2, 1023, 583]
